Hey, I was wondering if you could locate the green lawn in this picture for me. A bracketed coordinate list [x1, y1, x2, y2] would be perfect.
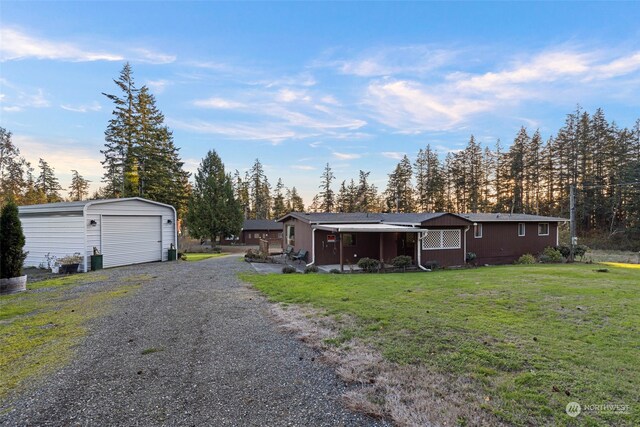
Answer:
[243, 264, 639, 426]
[0, 273, 144, 402]
[182, 252, 228, 262]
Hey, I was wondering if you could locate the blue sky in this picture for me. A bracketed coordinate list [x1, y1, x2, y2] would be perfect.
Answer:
[1, 1, 639, 203]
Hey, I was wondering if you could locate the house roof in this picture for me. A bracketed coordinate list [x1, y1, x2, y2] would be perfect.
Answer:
[279, 211, 566, 225]
[459, 213, 568, 222]
[18, 197, 175, 215]
[242, 219, 283, 231]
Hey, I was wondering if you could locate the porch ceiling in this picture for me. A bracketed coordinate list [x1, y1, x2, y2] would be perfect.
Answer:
[313, 223, 423, 233]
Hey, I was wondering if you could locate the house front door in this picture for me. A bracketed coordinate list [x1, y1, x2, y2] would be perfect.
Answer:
[397, 232, 416, 260]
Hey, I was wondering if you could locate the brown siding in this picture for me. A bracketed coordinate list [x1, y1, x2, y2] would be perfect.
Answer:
[467, 222, 558, 264]
[421, 214, 472, 227]
[282, 219, 312, 262]
[418, 226, 467, 267]
[243, 229, 283, 247]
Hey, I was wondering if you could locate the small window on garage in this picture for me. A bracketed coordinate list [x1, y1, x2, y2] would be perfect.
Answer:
[343, 233, 357, 246]
[518, 223, 526, 237]
[538, 223, 549, 236]
[474, 223, 483, 238]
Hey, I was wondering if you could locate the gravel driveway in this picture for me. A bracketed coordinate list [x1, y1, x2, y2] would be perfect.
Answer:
[1, 255, 386, 426]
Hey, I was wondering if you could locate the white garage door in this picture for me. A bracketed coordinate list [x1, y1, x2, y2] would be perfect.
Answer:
[102, 215, 162, 268]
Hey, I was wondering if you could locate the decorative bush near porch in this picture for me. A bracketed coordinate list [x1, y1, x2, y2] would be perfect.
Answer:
[244, 264, 640, 426]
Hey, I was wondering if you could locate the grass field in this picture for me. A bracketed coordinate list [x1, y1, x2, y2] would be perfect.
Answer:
[243, 264, 639, 426]
[0, 273, 143, 401]
[181, 252, 229, 262]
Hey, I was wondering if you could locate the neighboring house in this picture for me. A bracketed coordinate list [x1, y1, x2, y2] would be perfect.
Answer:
[18, 198, 177, 272]
[278, 212, 566, 270]
[233, 219, 283, 246]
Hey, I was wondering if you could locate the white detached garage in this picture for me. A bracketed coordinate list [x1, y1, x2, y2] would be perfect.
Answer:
[18, 198, 177, 272]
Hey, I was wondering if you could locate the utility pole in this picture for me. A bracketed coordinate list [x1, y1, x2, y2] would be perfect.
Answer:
[569, 184, 576, 262]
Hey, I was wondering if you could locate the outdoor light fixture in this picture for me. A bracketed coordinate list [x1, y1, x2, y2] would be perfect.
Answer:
[167, 219, 173, 224]
[89, 220, 97, 226]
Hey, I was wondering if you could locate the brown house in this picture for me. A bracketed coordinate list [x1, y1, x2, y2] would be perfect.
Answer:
[240, 219, 283, 247]
[278, 212, 566, 270]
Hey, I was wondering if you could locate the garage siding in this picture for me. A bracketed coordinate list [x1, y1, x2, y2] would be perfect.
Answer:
[85, 199, 175, 264]
[21, 214, 85, 269]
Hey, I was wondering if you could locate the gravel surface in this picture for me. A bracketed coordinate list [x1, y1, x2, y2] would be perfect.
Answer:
[1, 255, 387, 426]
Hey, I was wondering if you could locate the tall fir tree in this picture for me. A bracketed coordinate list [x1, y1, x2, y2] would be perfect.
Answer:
[68, 170, 91, 201]
[36, 159, 63, 203]
[317, 163, 335, 212]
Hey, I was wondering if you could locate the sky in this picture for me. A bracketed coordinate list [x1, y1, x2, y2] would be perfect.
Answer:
[1, 1, 640, 204]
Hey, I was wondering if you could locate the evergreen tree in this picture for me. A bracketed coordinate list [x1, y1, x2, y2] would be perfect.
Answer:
[0, 199, 28, 279]
[36, 159, 63, 203]
[286, 186, 305, 212]
[318, 163, 335, 212]
[271, 178, 287, 219]
[249, 159, 270, 219]
[68, 170, 91, 201]
[355, 170, 378, 212]
[384, 155, 414, 212]
[336, 179, 358, 212]
[186, 150, 243, 243]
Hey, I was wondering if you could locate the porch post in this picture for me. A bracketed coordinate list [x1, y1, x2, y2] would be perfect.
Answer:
[379, 233, 384, 271]
[339, 232, 344, 272]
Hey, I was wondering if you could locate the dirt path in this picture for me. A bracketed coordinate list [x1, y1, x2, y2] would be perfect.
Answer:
[1, 256, 385, 426]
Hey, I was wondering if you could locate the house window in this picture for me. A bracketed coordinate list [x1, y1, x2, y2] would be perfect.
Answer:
[422, 230, 461, 250]
[474, 223, 483, 238]
[286, 225, 295, 246]
[538, 223, 549, 236]
[518, 223, 526, 237]
[343, 233, 357, 247]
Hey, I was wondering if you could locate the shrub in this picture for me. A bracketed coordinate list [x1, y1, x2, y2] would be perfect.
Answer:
[245, 249, 267, 261]
[357, 257, 380, 273]
[329, 268, 342, 274]
[539, 247, 564, 263]
[516, 253, 536, 264]
[391, 255, 412, 271]
[0, 200, 28, 279]
[557, 244, 589, 260]
[304, 265, 319, 274]
[282, 266, 297, 274]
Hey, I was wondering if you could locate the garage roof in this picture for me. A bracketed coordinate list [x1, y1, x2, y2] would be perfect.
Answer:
[18, 197, 175, 215]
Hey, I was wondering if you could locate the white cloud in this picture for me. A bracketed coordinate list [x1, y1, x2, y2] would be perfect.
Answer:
[381, 151, 405, 160]
[3, 106, 22, 112]
[169, 119, 309, 144]
[291, 165, 316, 170]
[146, 79, 172, 94]
[276, 88, 310, 103]
[333, 152, 361, 160]
[0, 27, 175, 64]
[60, 101, 101, 113]
[193, 97, 245, 109]
[592, 51, 640, 79]
[0, 27, 124, 62]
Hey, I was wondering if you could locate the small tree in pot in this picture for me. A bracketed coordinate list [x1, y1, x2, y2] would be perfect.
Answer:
[0, 199, 29, 294]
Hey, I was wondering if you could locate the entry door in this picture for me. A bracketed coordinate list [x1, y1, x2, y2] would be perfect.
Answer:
[102, 215, 162, 268]
[397, 232, 416, 259]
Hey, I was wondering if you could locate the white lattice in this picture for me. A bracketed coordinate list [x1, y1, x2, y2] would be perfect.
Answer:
[422, 230, 441, 250]
[442, 230, 461, 248]
[422, 229, 461, 250]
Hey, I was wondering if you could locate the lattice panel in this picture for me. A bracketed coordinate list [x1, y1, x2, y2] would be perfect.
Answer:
[422, 231, 441, 250]
[442, 230, 461, 248]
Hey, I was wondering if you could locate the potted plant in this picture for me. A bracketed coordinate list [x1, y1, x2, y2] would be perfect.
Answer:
[0, 199, 29, 294]
[58, 253, 83, 274]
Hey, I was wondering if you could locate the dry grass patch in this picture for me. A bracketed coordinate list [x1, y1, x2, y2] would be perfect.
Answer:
[269, 303, 504, 426]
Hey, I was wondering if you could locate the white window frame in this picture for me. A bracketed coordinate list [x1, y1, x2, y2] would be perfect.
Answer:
[518, 223, 526, 237]
[538, 223, 549, 236]
[286, 225, 295, 246]
[421, 229, 461, 250]
[474, 223, 483, 238]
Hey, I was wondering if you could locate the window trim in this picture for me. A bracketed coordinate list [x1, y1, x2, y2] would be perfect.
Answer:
[518, 223, 526, 237]
[474, 223, 483, 238]
[538, 222, 549, 236]
[421, 229, 461, 250]
[286, 225, 295, 246]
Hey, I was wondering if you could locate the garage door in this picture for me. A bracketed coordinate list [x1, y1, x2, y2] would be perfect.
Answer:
[102, 215, 162, 268]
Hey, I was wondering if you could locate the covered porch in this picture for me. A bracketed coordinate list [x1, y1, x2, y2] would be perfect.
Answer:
[310, 223, 426, 272]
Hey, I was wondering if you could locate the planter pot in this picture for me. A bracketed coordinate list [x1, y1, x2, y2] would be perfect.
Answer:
[90, 254, 103, 271]
[168, 248, 177, 261]
[0, 275, 27, 295]
[51, 266, 60, 274]
[59, 263, 80, 274]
